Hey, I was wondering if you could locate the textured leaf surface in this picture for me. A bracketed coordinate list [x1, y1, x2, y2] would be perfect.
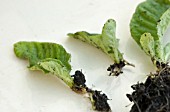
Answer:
[68, 19, 123, 63]
[140, 33, 155, 58]
[35, 58, 73, 87]
[131, 0, 170, 43]
[14, 41, 71, 71]
[130, 0, 170, 63]
[14, 41, 73, 87]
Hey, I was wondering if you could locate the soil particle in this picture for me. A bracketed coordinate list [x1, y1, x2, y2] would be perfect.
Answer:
[92, 90, 111, 112]
[107, 60, 126, 76]
[72, 70, 86, 87]
[71, 70, 87, 93]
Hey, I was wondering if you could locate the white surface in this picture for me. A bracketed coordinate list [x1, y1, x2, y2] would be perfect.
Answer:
[1, 0, 170, 112]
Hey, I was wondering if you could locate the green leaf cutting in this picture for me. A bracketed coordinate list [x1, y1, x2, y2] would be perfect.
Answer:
[14, 41, 111, 111]
[68, 19, 134, 76]
[14, 41, 71, 71]
[128, 0, 170, 111]
[14, 41, 73, 87]
[68, 19, 122, 63]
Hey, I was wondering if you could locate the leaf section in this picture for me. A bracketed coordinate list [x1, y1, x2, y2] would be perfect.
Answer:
[14, 41, 73, 87]
[130, 0, 170, 63]
[68, 19, 123, 64]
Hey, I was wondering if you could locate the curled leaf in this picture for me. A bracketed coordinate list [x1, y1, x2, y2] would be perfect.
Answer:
[68, 19, 134, 76]
[36, 58, 73, 87]
[68, 19, 122, 63]
[14, 41, 73, 87]
[14, 41, 71, 71]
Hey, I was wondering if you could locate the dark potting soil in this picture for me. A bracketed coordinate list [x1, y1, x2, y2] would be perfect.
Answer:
[72, 70, 111, 112]
[107, 60, 125, 76]
[72, 70, 86, 88]
[92, 90, 111, 112]
[127, 66, 170, 112]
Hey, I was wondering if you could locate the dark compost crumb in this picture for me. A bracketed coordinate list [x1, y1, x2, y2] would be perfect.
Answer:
[107, 60, 134, 76]
[71, 70, 86, 92]
[127, 66, 170, 112]
[107, 60, 125, 76]
[72, 70, 86, 87]
[91, 90, 111, 112]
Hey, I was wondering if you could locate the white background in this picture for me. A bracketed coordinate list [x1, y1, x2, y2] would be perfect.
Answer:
[1, 0, 170, 112]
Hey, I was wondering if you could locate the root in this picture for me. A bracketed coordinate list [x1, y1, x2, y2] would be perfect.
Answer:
[127, 65, 170, 112]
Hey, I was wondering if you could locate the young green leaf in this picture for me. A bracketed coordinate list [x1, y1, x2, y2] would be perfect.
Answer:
[131, 0, 170, 43]
[35, 58, 73, 87]
[140, 33, 155, 58]
[164, 43, 170, 62]
[68, 19, 134, 76]
[14, 41, 73, 87]
[68, 19, 122, 63]
[14, 41, 71, 71]
[130, 0, 170, 64]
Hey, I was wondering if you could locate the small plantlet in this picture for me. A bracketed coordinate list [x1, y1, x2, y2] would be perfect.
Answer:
[127, 0, 170, 111]
[14, 41, 111, 111]
[68, 19, 134, 76]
